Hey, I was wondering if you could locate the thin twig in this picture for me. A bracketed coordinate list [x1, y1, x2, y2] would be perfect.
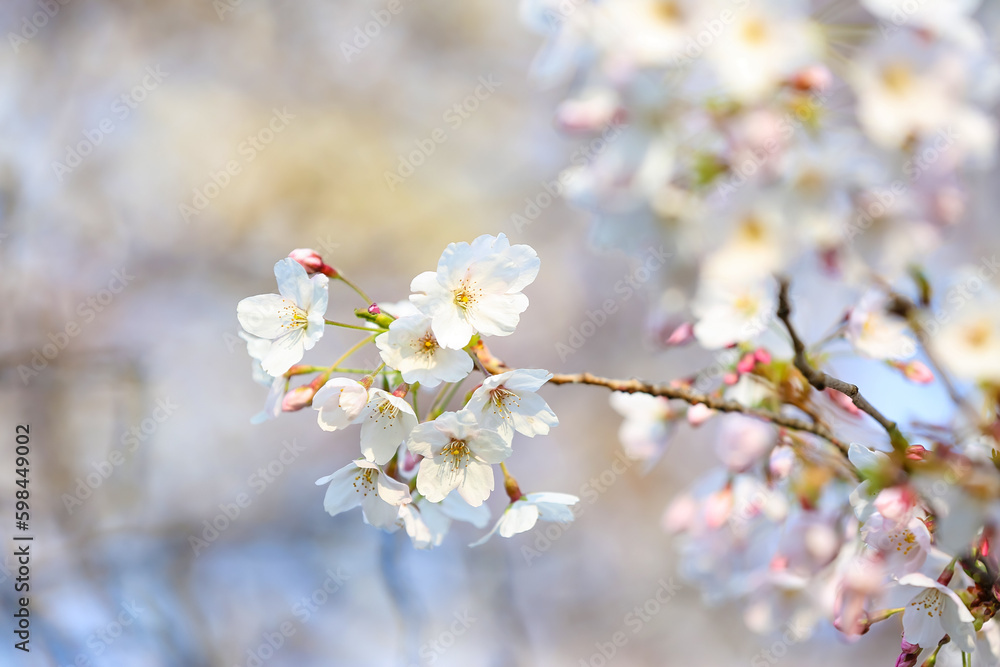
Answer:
[470, 340, 852, 453]
[776, 278, 908, 451]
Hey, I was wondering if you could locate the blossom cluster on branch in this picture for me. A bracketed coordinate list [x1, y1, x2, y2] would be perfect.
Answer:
[231, 0, 1000, 663]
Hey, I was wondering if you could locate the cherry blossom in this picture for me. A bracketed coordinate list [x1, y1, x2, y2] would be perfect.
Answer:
[409, 233, 540, 349]
[358, 389, 418, 465]
[315, 459, 411, 531]
[312, 377, 369, 432]
[375, 314, 474, 387]
[465, 369, 558, 444]
[407, 410, 512, 506]
[609, 391, 677, 464]
[898, 572, 976, 653]
[470, 492, 579, 546]
[237, 258, 329, 376]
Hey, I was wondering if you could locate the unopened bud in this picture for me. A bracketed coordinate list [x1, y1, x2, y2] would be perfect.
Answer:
[665, 322, 695, 346]
[754, 348, 772, 365]
[368, 303, 381, 315]
[282, 385, 316, 412]
[736, 353, 756, 375]
[686, 403, 715, 427]
[894, 360, 933, 384]
[288, 248, 338, 277]
[788, 64, 832, 92]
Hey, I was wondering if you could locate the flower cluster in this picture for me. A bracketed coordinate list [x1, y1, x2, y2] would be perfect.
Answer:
[236, 238, 577, 548]
[231, 3, 1000, 662]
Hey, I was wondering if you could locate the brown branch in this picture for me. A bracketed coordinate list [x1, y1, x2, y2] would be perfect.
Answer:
[887, 291, 988, 433]
[776, 278, 909, 452]
[470, 340, 852, 454]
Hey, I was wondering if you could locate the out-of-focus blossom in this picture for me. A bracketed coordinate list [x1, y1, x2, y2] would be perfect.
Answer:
[714, 414, 775, 472]
[932, 310, 1000, 384]
[610, 391, 677, 464]
[692, 278, 775, 349]
[846, 291, 915, 360]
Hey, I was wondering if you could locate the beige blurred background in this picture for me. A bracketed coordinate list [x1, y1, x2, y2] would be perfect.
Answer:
[0, 1, 935, 665]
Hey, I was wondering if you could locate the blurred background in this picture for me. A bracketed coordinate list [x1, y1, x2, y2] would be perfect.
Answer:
[0, 1, 994, 665]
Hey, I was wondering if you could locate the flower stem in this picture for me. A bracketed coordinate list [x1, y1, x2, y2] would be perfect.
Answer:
[323, 335, 378, 383]
[325, 319, 381, 332]
[337, 274, 373, 306]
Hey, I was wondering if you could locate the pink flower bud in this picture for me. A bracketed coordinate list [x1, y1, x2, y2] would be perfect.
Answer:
[895, 641, 921, 667]
[723, 372, 739, 385]
[281, 385, 316, 412]
[754, 348, 772, 365]
[686, 404, 715, 427]
[788, 64, 833, 92]
[704, 489, 733, 529]
[905, 445, 928, 461]
[826, 388, 861, 416]
[662, 494, 697, 533]
[368, 303, 381, 315]
[902, 360, 933, 384]
[736, 352, 756, 375]
[665, 322, 695, 346]
[288, 248, 337, 277]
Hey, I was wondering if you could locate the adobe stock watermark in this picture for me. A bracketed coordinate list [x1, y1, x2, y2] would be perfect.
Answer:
[8, 0, 74, 54]
[406, 610, 476, 667]
[578, 577, 683, 666]
[179, 107, 295, 223]
[749, 619, 812, 666]
[713, 92, 827, 202]
[340, 0, 411, 62]
[843, 125, 958, 243]
[213, 0, 244, 20]
[665, 0, 752, 68]
[59, 600, 145, 667]
[508, 117, 629, 235]
[51, 65, 169, 181]
[62, 397, 180, 515]
[234, 566, 351, 667]
[522, 450, 636, 565]
[189, 439, 307, 556]
[876, 0, 930, 38]
[555, 246, 671, 361]
[383, 75, 502, 192]
[17, 267, 135, 385]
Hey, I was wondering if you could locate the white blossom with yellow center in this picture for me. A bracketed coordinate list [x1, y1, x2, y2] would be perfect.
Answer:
[409, 233, 540, 350]
[466, 369, 558, 444]
[407, 410, 512, 506]
[315, 459, 411, 531]
[237, 257, 329, 376]
[375, 314, 474, 388]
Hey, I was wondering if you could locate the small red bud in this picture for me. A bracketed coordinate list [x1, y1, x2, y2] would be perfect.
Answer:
[368, 303, 381, 315]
